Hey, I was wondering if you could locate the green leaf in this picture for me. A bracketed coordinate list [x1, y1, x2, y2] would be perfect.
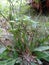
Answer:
[16, 57, 22, 63]
[34, 51, 49, 62]
[0, 59, 16, 65]
[0, 46, 6, 54]
[44, 56, 49, 62]
[34, 46, 49, 51]
[31, 62, 38, 65]
[34, 51, 49, 59]
[36, 59, 42, 65]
